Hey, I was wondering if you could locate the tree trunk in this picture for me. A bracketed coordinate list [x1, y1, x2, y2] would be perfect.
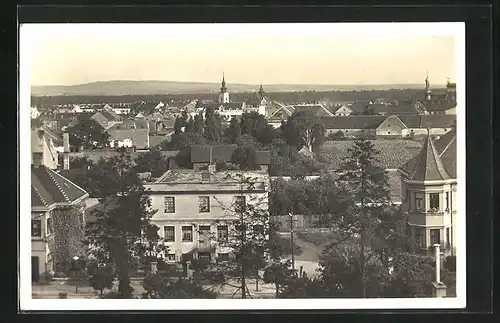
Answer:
[360, 228, 366, 298]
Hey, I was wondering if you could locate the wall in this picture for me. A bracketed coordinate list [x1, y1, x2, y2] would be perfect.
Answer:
[376, 116, 406, 137]
[402, 128, 452, 137]
[149, 191, 268, 258]
[31, 211, 51, 275]
[325, 128, 377, 137]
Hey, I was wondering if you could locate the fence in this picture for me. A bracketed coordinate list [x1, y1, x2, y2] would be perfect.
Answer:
[271, 214, 326, 231]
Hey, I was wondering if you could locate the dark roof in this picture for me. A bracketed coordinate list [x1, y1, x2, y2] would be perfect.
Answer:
[190, 145, 271, 165]
[255, 151, 271, 165]
[399, 134, 451, 181]
[396, 115, 422, 128]
[349, 101, 372, 114]
[419, 100, 457, 112]
[420, 115, 456, 128]
[321, 116, 387, 129]
[435, 128, 457, 178]
[386, 101, 419, 115]
[191, 145, 238, 163]
[31, 165, 88, 208]
[93, 110, 122, 122]
[292, 104, 333, 117]
[247, 92, 266, 106]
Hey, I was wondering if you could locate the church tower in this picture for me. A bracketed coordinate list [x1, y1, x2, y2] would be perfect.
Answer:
[218, 73, 230, 104]
[425, 71, 432, 101]
[258, 81, 265, 98]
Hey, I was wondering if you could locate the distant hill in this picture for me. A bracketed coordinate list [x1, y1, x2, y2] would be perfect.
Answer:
[31, 80, 431, 96]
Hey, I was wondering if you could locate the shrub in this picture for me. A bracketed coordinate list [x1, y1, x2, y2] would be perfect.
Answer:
[58, 292, 67, 299]
[444, 256, 456, 272]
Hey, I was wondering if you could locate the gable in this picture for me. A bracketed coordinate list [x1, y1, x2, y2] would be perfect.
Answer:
[377, 115, 407, 131]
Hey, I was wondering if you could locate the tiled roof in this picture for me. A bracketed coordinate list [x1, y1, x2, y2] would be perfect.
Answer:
[191, 144, 238, 163]
[397, 115, 422, 128]
[419, 100, 457, 112]
[292, 104, 333, 117]
[399, 134, 451, 181]
[386, 101, 419, 115]
[321, 116, 387, 129]
[268, 106, 295, 119]
[31, 165, 88, 209]
[93, 110, 122, 122]
[435, 128, 457, 178]
[349, 101, 372, 114]
[321, 140, 423, 170]
[190, 144, 271, 165]
[155, 169, 269, 184]
[420, 115, 456, 128]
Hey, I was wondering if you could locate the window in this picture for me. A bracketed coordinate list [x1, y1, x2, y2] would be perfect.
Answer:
[430, 229, 441, 245]
[164, 197, 175, 213]
[235, 196, 246, 212]
[218, 253, 229, 262]
[446, 228, 450, 247]
[164, 226, 175, 242]
[182, 226, 193, 242]
[32, 152, 43, 165]
[253, 224, 264, 235]
[31, 220, 42, 237]
[414, 228, 425, 247]
[166, 254, 176, 262]
[445, 192, 450, 210]
[199, 225, 211, 242]
[429, 193, 440, 210]
[46, 218, 53, 235]
[415, 194, 423, 210]
[217, 225, 228, 242]
[199, 196, 210, 213]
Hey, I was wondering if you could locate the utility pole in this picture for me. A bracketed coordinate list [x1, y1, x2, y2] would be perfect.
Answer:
[288, 213, 298, 272]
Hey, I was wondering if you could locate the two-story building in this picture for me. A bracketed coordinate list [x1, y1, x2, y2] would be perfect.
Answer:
[31, 164, 89, 282]
[398, 128, 457, 256]
[144, 169, 270, 263]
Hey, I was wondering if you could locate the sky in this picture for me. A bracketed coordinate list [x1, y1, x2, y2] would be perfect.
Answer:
[23, 23, 461, 86]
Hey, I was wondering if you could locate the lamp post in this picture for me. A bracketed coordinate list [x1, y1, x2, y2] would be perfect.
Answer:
[288, 213, 298, 272]
[73, 256, 80, 294]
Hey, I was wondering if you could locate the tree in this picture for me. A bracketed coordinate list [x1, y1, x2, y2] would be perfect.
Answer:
[85, 153, 166, 298]
[235, 134, 263, 150]
[88, 264, 115, 297]
[173, 116, 184, 134]
[134, 150, 167, 178]
[205, 173, 272, 299]
[141, 274, 218, 299]
[263, 260, 296, 297]
[224, 117, 242, 144]
[66, 117, 110, 151]
[185, 116, 195, 133]
[69, 156, 95, 170]
[231, 146, 260, 171]
[240, 112, 268, 138]
[193, 112, 205, 134]
[162, 131, 206, 151]
[316, 138, 430, 298]
[49, 206, 86, 273]
[204, 110, 223, 144]
[281, 111, 325, 153]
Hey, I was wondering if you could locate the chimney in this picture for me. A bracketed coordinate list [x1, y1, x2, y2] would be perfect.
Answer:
[432, 244, 447, 298]
[63, 133, 70, 170]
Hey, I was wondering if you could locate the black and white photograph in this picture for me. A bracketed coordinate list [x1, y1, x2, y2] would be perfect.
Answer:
[19, 22, 465, 310]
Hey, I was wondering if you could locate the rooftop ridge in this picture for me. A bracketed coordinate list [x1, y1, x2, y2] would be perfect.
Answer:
[45, 167, 70, 202]
[32, 184, 49, 207]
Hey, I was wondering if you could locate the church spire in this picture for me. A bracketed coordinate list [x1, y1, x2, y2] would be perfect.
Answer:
[425, 70, 432, 101]
[258, 81, 265, 96]
[221, 73, 227, 93]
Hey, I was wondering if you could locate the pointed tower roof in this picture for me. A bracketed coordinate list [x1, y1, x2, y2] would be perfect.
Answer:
[399, 130, 451, 181]
[221, 73, 227, 93]
[258, 81, 265, 96]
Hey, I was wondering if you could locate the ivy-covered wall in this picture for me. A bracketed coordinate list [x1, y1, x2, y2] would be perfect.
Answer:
[50, 206, 86, 273]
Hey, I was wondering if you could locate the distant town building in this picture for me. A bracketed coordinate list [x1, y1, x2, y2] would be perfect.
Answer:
[30, 106, 41, 119]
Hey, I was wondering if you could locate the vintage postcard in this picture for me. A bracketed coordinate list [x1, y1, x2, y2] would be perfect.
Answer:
[19, 22, 465, 310]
